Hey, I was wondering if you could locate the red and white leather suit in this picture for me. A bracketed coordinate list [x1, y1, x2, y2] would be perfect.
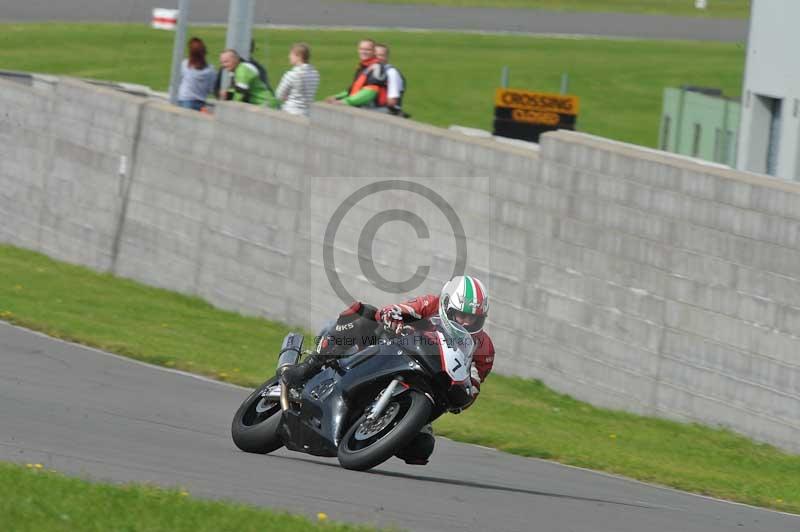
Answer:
[376, 295, 494, 398]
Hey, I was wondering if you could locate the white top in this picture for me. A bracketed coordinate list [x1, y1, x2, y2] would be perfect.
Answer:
[385, 65, 404, 100]
[275, 63, 321, 117]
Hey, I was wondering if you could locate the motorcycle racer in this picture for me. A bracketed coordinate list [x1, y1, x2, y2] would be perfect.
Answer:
[377, 275, 494, 400]
[279, 275, 495, 464]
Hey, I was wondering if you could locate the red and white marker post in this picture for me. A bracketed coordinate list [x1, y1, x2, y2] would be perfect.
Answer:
[152, 8, 179, 30]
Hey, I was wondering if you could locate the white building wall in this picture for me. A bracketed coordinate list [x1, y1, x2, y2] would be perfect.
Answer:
[737, 0, 800, 180]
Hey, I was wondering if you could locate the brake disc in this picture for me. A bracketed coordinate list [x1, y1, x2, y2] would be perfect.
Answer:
[354, 402, 400, 441]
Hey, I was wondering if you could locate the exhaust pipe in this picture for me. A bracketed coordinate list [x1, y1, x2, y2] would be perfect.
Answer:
[276, 332, 304, 373]
[277, 332, 304, 411]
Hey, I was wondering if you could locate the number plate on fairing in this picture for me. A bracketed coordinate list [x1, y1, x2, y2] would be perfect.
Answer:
[437, 332, 469, 383]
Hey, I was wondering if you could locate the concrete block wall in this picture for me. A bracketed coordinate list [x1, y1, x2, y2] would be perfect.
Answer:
[534, 131, 800, 451]
[0, 76, 54, 251]
[3, 76, 800, 452]
[0, 77, 144, 271]
[302, 105, 539, 354]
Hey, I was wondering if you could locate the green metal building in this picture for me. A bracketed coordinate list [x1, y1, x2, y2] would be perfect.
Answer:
[659, 87, 740, 167]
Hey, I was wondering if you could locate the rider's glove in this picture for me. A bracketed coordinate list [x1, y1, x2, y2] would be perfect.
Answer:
[469, 363, 481, 398]
[380, 305, 405, 334]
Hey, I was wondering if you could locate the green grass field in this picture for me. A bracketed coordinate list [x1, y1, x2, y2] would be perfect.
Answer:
[0, 462, 383, 532]
[0, 24, 744, 147]
[356, 0, 750, 18]
[1, 244, 799, 514]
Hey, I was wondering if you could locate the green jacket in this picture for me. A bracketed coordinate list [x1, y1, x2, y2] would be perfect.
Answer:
[230, 61, 269, 105]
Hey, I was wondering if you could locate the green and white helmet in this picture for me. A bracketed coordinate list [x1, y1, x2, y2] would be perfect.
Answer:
[439, 275, 489, 334]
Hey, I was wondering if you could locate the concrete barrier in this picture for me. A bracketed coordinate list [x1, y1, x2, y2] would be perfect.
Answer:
[2, 76, 800, 453]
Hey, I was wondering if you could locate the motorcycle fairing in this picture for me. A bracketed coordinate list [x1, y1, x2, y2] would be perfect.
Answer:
[278, 347, 426, 455]
[279, 365, 345, 456]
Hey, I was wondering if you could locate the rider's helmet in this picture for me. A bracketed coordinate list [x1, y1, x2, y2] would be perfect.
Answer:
[438, 275, 489, 335]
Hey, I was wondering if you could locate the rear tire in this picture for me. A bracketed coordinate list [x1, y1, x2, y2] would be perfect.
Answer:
[231, 377, 284, 454]
[337, 389, 431, 471]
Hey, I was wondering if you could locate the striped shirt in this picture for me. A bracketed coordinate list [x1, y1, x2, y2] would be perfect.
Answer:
[275, 63, 320, 117]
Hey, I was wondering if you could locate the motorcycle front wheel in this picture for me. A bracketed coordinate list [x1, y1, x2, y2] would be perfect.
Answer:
[231, 377, 284, 454]
[337, 389, 431, 471]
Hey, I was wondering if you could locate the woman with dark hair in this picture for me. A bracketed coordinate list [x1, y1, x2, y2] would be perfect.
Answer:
[178, 37, 216, 111]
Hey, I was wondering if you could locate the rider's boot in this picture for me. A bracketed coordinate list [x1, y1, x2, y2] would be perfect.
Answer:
[278, 353, 329, 391]
[395, 424, 435, 465]
[278, 329, 345, 391]
[279, 301, 379, 390]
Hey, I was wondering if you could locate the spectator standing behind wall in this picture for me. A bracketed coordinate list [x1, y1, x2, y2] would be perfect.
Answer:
[375, 43, 409, 118]
[275, 43, 321, 117]
[218, 49, 269, 106]
[177, 37, 216, 111]
[214, 39, 275, 105]
[325, 39, 387, 110]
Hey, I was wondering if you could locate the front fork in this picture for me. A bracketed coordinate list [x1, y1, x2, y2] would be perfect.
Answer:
[366, 377, 404, 421]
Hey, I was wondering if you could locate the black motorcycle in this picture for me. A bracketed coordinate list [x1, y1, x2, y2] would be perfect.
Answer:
[231, 316, 476, 471]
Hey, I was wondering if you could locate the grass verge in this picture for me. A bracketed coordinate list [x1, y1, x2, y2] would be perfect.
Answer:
[354, 0, 751, 18]
[0, 462, 382, 532]
[0, 23, 744, 148]
[1, 244, 799, 514]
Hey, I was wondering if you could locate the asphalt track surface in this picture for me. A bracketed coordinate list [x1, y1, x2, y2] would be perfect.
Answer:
[2, 322, 799, 531]
[0, 0, 748, 41]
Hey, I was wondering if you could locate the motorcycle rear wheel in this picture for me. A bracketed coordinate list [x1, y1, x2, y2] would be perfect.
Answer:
[337, 389, 431, 471]
[231, 377, 284, 454]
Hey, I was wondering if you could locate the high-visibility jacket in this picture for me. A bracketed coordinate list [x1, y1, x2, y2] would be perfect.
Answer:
[335, 58, 388, 108]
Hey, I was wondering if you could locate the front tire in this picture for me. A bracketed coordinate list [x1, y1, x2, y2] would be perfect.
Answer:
[337, 389, 431, 471]
[231, 377, 284, 454]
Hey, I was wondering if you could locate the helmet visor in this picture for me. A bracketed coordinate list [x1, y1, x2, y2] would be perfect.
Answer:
[446, 308, 486, 334]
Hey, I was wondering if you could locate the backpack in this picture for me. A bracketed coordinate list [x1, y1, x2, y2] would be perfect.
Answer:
[244, 59, 280, 109]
